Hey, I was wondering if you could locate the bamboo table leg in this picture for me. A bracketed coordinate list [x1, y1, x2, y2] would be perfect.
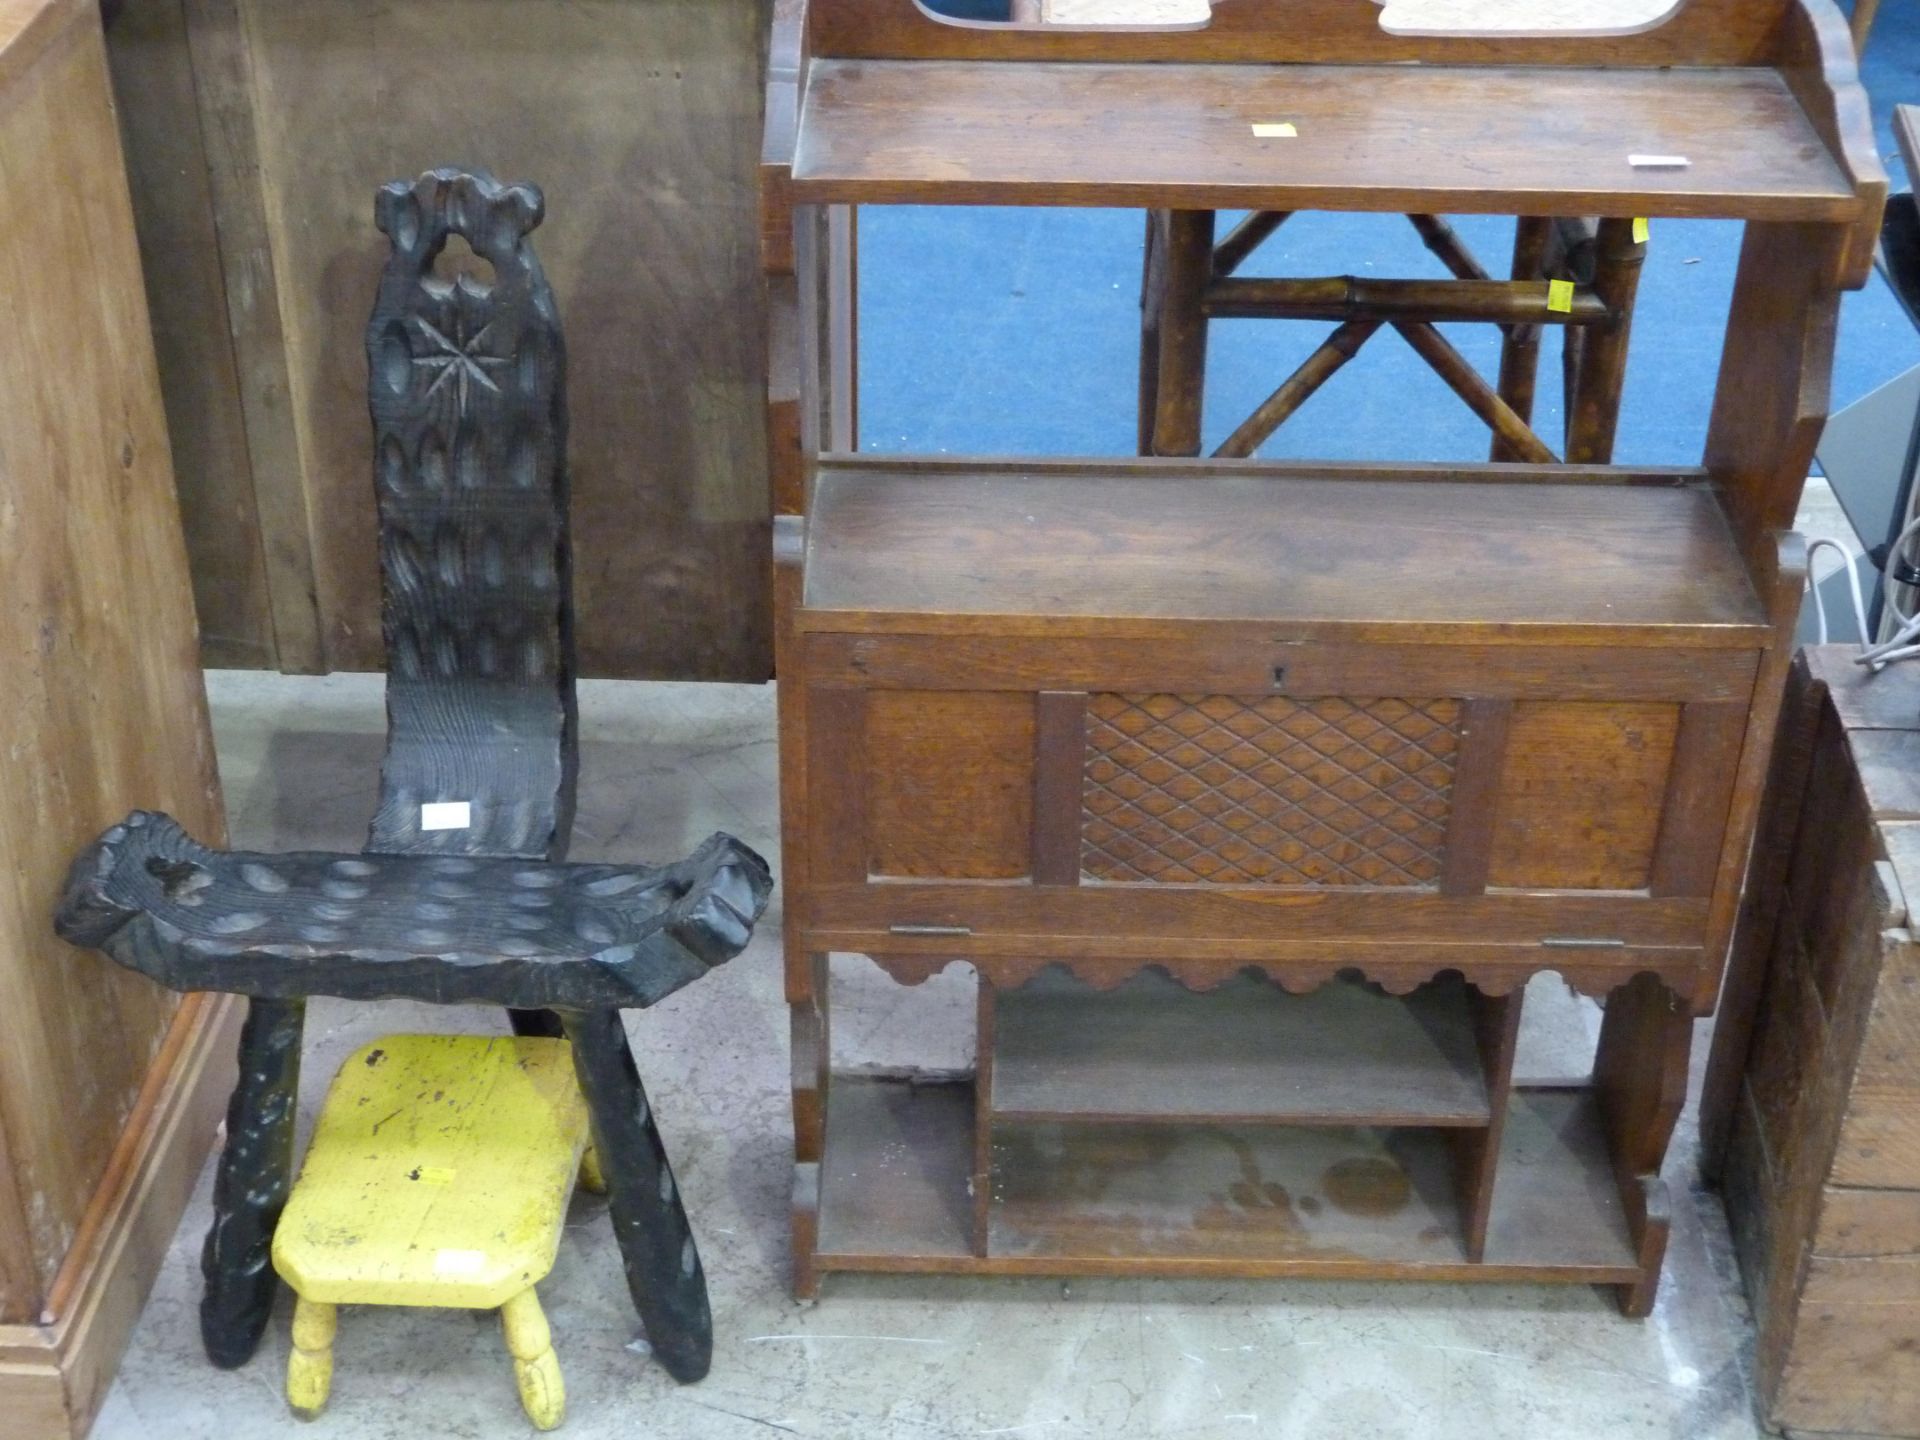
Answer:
[1148, 209, 1215, 456]
[1567, 217, 1646, 464]
[200, 995, 305, 1368]
[1493, 217, 1553, 462]
[561, 1007, 713, 1383]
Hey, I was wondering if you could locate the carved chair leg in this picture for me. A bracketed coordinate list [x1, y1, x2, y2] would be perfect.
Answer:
[201, 995, 305, 1369]
[560, 1007, 712, 1383]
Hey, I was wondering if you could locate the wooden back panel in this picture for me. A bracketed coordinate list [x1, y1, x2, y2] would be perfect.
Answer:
[808, 0, 1798, 65]
[363, 169, 579, 862]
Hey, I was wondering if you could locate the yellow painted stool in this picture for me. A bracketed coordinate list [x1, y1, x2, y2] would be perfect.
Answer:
[272, 1034, 600, 1430]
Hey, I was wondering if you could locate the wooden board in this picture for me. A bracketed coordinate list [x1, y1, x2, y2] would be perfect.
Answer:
[802, 462, 1768, 644]
[101, 0, 273, 669]
[790, 58, 1858, 219]
[816, 1077, 975, 1260]
[814, 1075, 1637, 1279]
[0, 2, 235, 1429]
[808, 0, 1797, 66]
[0, 0, 225, 1319]
[867, 691, 1035, 879]
[1486, 702, 1680, 891]
[991, 971, 1493, 1126]
[105, 0, 775, 680]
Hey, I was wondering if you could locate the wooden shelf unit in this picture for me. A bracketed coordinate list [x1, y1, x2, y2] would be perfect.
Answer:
[764, 0, 1886, 1311]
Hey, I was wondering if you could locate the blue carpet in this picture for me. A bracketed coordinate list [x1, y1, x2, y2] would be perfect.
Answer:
[859, 5, 1920, 464]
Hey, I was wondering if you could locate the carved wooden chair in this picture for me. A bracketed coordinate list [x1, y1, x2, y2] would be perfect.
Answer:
[55, 168, 771, 1387]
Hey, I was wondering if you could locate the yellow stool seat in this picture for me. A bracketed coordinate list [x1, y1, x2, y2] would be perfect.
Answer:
[272, 1034, 593, 1429]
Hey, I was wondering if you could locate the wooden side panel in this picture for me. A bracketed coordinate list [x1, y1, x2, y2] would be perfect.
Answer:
[866, 692, 1036, 880]
[1486, 702, 1680, 892]
[102, 0, 273, 668]
[0, 0, 226, 1326]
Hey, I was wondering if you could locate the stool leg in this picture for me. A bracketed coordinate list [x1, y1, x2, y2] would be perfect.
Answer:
[561, 1008, 712, 1383]
[502, 1288, 566, 1431]
[286, 1295, 336, 1420]
[578, 1145, 607, 1195]
[202, 995, 305, 1368]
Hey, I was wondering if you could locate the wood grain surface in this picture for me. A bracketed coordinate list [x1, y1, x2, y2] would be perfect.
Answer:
[802, 463, 1767, 643]
[106, 0, 775, 680]
[791, 58, 1857, 218]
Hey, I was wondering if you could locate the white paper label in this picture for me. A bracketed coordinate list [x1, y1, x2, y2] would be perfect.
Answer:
[1628, 153, 1690, 169]
[433, 1248, 486, 1275]
[420, 801, 472, 831]
[1251, 122, 1298, 138]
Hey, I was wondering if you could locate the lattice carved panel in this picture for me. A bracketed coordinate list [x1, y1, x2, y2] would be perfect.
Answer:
[1081, 694, 1463, 887]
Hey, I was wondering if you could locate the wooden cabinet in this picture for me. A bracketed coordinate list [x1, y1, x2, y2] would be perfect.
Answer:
[0, 2, 237, 1434]
[763, 0, 1884, 1309]
[1703, 650, 1920, 1437]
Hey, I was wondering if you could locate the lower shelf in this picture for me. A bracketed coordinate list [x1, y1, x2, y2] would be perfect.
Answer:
[813, 1075, 1639, 1282]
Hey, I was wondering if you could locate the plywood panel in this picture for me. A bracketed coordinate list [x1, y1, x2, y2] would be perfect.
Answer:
[111, 0, 774, 680]
[102, 0, 273, 668]
[866, 691, 1034, 879]
[0, 0, 225, 1321]
[1487, 702, 1679, 891]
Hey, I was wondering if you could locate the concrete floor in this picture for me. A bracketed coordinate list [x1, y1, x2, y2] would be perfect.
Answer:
[93, 665, 1781, 1440]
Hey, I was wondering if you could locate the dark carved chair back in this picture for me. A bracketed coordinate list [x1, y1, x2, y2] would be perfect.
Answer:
[365, 169, 576, 861]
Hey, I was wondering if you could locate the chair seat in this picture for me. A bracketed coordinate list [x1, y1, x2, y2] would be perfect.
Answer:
[273, 1035, 590, 1309]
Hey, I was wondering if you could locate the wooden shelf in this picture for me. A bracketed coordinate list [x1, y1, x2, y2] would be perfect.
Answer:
[790, 59, 1862, 221]
[800, 459, 1768, 645]
[991, 971, 1491, 1127]
[817, 1076, 976, 1262]
[815, 1074, 1638, 1281]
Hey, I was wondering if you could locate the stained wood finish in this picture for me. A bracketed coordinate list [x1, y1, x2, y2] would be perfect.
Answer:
[790, 59, 1862, 219]
[802, 463, 1768, 644]
[1031, 692, 1088, 887]
[1486, 702, 1681, 892]
[818, 1075, 1638, 1282]
[0, 1, 232, 1427]
[1705, 648, 1920, 1432]
[866, 691, 1035, 879]
[804, 633, 1762, 702]
[105, 0, 776, 680]
[101, 0, 273, 668]
[1441, 699, 1513, 897]
[990, 972, 1492, 1127]
[1079, 693, 1463, 888]
[807, 0, 1797, 66]
[769, 0, 1875, 1307]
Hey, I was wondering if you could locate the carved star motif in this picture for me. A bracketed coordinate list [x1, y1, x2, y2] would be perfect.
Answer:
[412, 312, 508, 418]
